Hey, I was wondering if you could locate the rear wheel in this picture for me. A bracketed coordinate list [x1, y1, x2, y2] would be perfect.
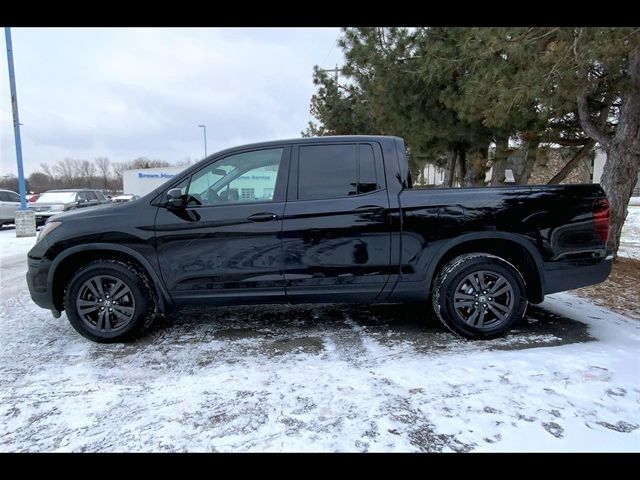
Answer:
[432, 253, 528, 339]
[64, 260, 157, 342]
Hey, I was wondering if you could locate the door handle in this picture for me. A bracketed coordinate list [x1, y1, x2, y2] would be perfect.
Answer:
[247, 212, 278, 222]
[353, 205, 385, 214]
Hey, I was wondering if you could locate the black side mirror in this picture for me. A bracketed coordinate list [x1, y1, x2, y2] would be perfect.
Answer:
[166, 188, 186, 209]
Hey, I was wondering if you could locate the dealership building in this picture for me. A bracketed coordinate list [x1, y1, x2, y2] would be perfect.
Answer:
[122, 166, 187, 196]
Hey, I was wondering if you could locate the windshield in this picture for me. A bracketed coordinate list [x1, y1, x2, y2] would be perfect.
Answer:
[37, 192, 77, 203]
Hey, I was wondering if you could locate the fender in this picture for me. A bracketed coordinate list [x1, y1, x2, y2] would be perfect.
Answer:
[48, 243, 173, 311]
[388, 231, 546, 300]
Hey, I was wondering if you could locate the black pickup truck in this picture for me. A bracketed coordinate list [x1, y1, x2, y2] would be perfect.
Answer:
[26, 136, 612, 342]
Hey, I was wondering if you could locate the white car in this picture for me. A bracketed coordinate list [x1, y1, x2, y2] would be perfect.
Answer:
[0, 189, 21, 226]
[111, 194, 140, 203]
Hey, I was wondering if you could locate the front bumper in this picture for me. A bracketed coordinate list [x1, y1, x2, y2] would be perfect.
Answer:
[26, 255, 58, 314]
[29, 210, 62, 223]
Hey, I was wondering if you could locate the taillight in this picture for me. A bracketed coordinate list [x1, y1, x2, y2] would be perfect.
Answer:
[593, 198, 610, 245]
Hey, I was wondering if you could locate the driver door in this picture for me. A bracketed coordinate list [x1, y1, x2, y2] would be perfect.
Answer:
[154, 146, 290, 304]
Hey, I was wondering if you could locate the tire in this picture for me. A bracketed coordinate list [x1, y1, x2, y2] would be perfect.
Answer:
[63, 260, 158, 343]
[432, 253, 528, 339]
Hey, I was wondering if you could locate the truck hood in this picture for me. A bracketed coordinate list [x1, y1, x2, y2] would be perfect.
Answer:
[46, 201, 127, 221]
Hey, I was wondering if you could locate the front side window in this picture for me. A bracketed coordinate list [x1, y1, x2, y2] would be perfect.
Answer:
[186, 148, 283, 207]
[85, 191, 98, 201]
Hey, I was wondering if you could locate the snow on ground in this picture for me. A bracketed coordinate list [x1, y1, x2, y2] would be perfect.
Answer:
[619, 204, 640, 260]
[0, 227, 638, 452]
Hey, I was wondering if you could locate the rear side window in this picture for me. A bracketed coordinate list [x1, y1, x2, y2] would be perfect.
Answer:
[297, 143, 381, 200]
[0, 192, 8, 202]
[298, 144, 357, 200]
[358, 144, 378, 194]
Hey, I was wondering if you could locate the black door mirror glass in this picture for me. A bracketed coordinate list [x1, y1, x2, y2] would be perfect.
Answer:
[166, 188, 186, 209]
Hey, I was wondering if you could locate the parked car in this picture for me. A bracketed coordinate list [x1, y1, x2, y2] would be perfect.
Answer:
[0, 189, 20, 226]
[28, 189, 110, 226]
[26, 136, 612, 343]
[26, 193, 40, 203]
[111, 194, 140, 203]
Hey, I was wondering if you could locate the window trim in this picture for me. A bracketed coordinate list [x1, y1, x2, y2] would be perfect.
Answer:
[179, 145, 290, 209]
[291, 142, 386, 202]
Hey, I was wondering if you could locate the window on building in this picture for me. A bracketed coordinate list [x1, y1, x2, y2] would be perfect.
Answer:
[241, 188, 255, 201]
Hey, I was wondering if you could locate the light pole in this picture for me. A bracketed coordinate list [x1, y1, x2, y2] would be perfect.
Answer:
[5, 27, 35, 237]
[198, 124, 207, 158]
[4, 28, 27, 211]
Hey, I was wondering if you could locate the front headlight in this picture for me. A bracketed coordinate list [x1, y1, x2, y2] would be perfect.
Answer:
[37, 221, 62, 242]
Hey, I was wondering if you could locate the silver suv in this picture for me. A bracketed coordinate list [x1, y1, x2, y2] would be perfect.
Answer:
[0, 189, 20, 226]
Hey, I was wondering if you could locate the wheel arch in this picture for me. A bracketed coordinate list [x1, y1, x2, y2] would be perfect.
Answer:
[425, 232, 545, 304]
[49, 244, 172, 314]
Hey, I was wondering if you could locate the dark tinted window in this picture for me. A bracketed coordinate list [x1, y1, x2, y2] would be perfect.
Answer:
[0, 192, 9, 202]
[8, 192, 20, 202]
[358, 144, 378, 194]
[298, 144, 357, 200]
[85, 191, 98, 201]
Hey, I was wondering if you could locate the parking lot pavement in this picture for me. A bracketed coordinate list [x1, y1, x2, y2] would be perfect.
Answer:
[1, 227, 638, 452]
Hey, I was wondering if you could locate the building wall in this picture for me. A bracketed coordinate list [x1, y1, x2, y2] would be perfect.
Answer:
[123, 166, 187, 196]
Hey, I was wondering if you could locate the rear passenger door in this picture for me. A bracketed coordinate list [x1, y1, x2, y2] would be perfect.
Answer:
[282, 142, 392, 302]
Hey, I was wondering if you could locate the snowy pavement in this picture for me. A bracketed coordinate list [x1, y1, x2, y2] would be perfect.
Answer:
[0, 227, 638, 452]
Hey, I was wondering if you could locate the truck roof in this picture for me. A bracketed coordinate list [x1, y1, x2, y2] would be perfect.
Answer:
[207, 135, 402, 158]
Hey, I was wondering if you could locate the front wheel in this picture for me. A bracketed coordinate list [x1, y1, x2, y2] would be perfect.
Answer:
[432, 253, 528, 339]
[64, 260, 157, 343]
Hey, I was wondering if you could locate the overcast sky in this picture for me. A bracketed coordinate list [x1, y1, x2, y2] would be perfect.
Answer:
[0, 28, 344, 176]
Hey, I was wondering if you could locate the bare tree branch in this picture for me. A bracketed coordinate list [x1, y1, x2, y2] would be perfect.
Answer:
[547, 139, 596, 184]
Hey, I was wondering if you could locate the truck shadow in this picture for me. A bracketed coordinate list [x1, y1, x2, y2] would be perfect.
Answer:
[143, 302, 593, 356]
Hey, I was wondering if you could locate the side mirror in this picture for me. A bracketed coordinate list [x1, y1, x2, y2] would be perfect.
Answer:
[166, 188, 186, 209]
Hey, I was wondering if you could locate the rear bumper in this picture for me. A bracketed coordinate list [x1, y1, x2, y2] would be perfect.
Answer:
[26, 255, 57, 313]
[543, 256, 613, 295]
